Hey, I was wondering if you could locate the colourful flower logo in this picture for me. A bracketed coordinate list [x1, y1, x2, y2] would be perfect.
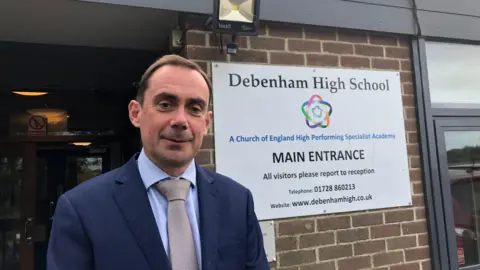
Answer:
[301, 94, 333, 128]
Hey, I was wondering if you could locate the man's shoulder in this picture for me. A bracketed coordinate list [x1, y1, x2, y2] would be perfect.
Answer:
[61, 165, 124, 203]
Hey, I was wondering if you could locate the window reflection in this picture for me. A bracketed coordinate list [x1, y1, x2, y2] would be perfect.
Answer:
[0, 156, 22, 270]
[426, 42, 480, 108]
[67, 157, 103, 185]
[446, 131, 480, 266]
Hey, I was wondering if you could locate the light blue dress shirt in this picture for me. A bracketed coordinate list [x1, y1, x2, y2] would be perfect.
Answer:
[137, 149, 202, 269]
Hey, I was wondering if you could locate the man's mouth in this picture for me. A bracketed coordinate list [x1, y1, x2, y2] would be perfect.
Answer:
[162, 136, 189, 143]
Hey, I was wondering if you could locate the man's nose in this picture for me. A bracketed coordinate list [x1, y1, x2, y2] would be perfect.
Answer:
[170, 108, 188, 130]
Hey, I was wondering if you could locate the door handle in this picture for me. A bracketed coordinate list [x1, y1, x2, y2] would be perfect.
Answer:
[49, 201, 55, 220]
[24, 217, 34, 244]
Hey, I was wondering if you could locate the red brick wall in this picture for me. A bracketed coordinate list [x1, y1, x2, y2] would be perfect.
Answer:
[184, 18, 430, 270]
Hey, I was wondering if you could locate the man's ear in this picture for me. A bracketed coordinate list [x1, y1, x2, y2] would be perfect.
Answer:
[204, 111, 213, 135]
[128, 100, 142, 128]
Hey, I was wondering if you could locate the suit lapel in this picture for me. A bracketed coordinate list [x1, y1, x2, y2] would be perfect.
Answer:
[113, 154, 171, 270]
[196, 165, 219, 270]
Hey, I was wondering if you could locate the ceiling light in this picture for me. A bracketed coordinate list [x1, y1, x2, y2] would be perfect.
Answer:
[12, 91, 48, 96]
[72, 142, 92, 147]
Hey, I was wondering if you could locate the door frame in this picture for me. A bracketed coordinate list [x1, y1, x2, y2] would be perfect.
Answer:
[433, 117, 480, 270]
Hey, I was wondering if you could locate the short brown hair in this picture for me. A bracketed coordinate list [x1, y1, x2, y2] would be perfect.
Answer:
[136, 54, 212, 105]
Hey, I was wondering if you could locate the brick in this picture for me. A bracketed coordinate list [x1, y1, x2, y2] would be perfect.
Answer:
[405, 107, 416, 119]
[405, 247, 430, 261]
[300, 232, 334, 248]
[405, 119, 417, 132]
[418, 233, 428, 246]
[371, 224, 401, 239]
[370, 34, 398, 46]
[317, 216, 351, 231]
[391, 262, 421, 270]
[186, 31, 206, 46]
[409, 170, 422, 182]
[338, 256, 371, 270]
[304, 26, 337, 40]
[337, 228, 369, 243]
[341, 56, 370, 68]
[386, 47, 410, 59]
[385, 209, 414, 223]
[410, 156, 421, 169]
[306, 54, 339, 67]
[401, 71, 413, 83]
[250, 37, 285, 51]
[401, 60, 411, 71]
[301, 261, 336, 270]
[304, 26, 337, 41]
[231, 50, 268, 63]
[412, 194, 424, 206]
[268, 22, 303, 38]
[323, 42, 354, 54]
[186, 46, 227, 61]
[354, 239, 386, 255]
[373, 251, 404, 267]
[209, 34, 248, 48]
[408, 132, 419, 144]
[403, 83, 414, 95]
[399, 38, 411, 47]
[279, 219, 315, 236]
[408, 145, 419, 156]
[412, 182, 423, 194]
[372, 59, 400, 70]
[387, 236, 417, 250]
[416, 208, 426, 220]
[288, 39, 321, 52]
[355, 44, 384, 57]
[339, 31, 368, 43]
[352, 213, 383, 227]
[200, 134, 214, 149]
[403, 95, 415, 107]
[403, 221, 427, 235]
[276, 236, 297, 251]
[279, 249, 316, 267]
[318, 244, 353, 260]
[195, 150, 210, 165]
[270, 52, 305, 65]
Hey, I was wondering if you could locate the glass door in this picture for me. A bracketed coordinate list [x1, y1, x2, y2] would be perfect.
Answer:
[435, 118, 480, 269]
[0, 142, 36, 270]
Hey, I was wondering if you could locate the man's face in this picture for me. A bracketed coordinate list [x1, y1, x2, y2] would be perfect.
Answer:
[128, 65, 211, 172]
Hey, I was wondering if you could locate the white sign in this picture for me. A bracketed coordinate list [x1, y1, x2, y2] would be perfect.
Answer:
[259, 221, 276, 262]
[212, 62, 412, 221]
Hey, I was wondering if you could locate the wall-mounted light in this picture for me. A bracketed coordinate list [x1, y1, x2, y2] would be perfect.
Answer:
[212, 0, 261, 55]
[72, 142, 92, 147]
[12, 91, 48, 96]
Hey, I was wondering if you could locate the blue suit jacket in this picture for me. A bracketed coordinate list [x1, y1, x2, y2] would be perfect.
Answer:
[46, 153, 269, 270]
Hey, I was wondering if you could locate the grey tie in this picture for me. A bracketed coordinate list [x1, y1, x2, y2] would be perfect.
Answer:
[156, 178, 198, 270]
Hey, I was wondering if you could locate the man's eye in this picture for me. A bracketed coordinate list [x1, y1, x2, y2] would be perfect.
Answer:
[158, 102, 172, 109]
[191, 107, 202, 114]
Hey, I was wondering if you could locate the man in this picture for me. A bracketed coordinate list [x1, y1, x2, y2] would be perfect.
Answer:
[47, 54, 269, 270]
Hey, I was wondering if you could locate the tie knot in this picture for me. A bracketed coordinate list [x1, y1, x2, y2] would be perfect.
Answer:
[155, 178, 191, 202]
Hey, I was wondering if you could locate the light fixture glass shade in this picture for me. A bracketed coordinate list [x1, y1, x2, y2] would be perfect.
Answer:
[12, 91, 48, 96]
[72, 142, 92, 146]
[219, 0, 254, 23]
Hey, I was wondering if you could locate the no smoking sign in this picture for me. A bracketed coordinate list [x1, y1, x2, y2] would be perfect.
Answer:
[28, 115, 47, 136]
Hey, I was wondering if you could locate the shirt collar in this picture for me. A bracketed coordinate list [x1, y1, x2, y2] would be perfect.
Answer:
[137, 148, 197, 189]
